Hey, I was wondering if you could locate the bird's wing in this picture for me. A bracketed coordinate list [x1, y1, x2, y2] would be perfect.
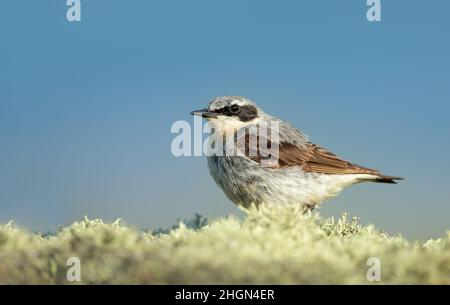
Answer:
[236, 125, 379, 175]
[275, 142, 380, 175]
[235, 123, 402, 182]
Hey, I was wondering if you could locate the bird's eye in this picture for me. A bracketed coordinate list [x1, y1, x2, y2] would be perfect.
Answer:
[230, 104, 240, 114]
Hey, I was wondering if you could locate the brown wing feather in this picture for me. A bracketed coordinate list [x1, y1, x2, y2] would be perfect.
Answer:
[237, 133, 379, 175]
[277, 143, 380, 175]
[236, 130, 402, 181]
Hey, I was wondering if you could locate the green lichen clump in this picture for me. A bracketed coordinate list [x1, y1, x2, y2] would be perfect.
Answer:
[0, 205, 449, 284]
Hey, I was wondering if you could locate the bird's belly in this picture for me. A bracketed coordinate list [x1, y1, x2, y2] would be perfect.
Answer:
[207, 156, 268, 208]
[207, 156, 359, 208]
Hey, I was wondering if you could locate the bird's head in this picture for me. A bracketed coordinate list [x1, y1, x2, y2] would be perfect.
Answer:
[191, 96, 264, 133]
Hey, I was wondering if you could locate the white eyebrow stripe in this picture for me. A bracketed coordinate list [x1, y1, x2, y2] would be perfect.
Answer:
[232, 100, 249, 106]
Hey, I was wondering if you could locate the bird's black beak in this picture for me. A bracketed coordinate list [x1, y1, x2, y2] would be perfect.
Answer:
[190, 108, 218, 119]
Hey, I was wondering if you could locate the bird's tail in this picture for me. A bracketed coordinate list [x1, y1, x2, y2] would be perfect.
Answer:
[372, 174, 404, 184]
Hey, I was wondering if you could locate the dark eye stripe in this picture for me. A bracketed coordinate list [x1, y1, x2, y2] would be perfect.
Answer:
[230, 105, 241, 113]
[238, 105, 258, 122]
[213, 105, 257, 122]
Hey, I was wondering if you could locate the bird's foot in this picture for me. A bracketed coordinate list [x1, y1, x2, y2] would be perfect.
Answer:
[302, 203, 316, 215]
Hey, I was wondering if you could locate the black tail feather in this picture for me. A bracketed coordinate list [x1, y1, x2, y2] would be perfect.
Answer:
[373, 175, 404, 184]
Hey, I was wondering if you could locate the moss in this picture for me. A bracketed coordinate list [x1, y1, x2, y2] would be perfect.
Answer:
[0, 205, 449, 284]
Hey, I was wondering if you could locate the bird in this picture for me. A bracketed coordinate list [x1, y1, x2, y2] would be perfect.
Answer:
[191, 96, 402, 211]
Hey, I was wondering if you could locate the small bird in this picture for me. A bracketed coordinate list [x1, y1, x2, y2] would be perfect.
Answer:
[191, 96, 402, 211]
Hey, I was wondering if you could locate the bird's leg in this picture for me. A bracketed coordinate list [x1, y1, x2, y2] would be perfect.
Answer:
[302, 203, 316, 215]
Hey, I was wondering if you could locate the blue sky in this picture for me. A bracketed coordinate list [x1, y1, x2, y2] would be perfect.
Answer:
[0, 1, 449, 240]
